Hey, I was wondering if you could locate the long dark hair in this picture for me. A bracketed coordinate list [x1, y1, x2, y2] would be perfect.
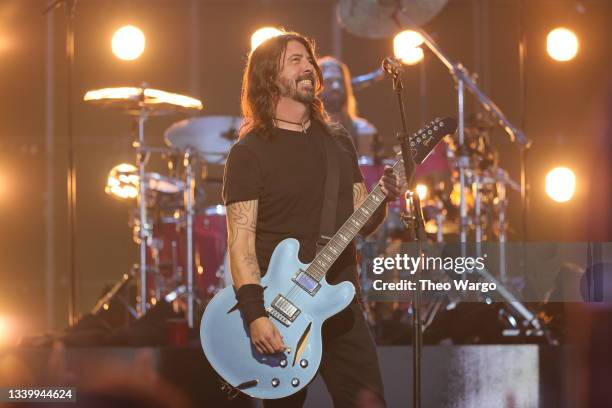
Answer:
[239, 31, 343, 139]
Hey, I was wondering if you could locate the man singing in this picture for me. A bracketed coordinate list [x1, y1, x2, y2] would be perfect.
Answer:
[223, 31, 399, 407]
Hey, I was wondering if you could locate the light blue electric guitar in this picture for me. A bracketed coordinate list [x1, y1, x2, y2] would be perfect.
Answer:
[200, 118, 457, 399]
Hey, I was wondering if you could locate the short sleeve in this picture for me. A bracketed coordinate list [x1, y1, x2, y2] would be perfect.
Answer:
[222, 143, 263, 205]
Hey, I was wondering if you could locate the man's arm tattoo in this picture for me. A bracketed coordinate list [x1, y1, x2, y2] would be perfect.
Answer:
[243, 253, 261, 280]
[353, 182, 368, 210]
[227, 200, 258, 249]
[226, 200, 261, 284]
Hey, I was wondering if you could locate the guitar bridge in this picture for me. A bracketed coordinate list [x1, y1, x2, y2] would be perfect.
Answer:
[268, 294, 300, 327]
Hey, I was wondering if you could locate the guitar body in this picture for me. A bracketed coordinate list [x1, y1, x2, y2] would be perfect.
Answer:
[200, 238, 355, 399]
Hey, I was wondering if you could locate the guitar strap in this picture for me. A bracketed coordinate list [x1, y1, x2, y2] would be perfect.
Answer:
[317, 129, 340, 254]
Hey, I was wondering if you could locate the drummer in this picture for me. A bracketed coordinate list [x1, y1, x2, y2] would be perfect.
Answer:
[318, 56, 382, 161]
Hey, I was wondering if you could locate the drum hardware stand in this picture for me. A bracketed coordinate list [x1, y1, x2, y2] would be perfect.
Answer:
[183, 148, 196, 328]
[473, 173, 483, 258]
[434, 198, 445, 243]
[134, 99, 151, 316]
[91, 272, 138, 319]
[495, 169, 509, 283]
[383, 57, 423, 408]
[456, 77, 469, 246]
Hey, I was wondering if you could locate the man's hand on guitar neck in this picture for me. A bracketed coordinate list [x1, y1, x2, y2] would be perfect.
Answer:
[249, 317, 288, 354]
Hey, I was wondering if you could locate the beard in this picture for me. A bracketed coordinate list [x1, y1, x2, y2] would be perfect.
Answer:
[277, 74, 315, 104]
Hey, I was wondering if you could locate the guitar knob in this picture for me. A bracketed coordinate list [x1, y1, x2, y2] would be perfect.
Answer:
[271, 378, 280, 387]
[300, 359, 308, 368]
[291, 378, 300, 387]
[280, 359, 287, 368]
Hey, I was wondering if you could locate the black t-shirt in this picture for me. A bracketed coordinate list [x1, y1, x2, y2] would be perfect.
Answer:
[222, 120, 364, 290]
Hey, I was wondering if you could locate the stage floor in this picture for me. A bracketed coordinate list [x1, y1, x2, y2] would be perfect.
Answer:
[0, 345, 574, 407]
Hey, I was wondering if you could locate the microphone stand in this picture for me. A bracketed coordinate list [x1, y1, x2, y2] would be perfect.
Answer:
[43, 0, 78, 326]
[385, 64, 424, 408]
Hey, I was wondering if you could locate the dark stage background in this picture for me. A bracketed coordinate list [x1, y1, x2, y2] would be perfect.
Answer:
[0, 0, 610, 337]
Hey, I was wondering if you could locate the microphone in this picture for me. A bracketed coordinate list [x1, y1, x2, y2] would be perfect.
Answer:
[381, 57, 403, 77]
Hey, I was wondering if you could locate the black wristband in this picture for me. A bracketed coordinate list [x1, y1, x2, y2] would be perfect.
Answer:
[236, 284, 267, 325]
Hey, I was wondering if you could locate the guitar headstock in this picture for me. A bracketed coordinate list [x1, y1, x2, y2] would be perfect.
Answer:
[392, 117, 458, 182]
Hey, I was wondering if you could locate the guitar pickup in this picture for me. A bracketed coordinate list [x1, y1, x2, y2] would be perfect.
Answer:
[268, 294, 300, 327]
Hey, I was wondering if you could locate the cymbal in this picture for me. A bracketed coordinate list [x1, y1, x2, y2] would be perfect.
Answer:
[337, 0, 449, 39]
[84, 87, 203, 116]
[164, 116, 242, 163]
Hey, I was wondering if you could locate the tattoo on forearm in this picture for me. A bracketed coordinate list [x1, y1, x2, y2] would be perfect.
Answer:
[243, 253, 261, 280]
[353, 183, 368, 210]
[227, 200, 258, 249]
[228, 201, 257, 229]
[226, 200, 261, 283]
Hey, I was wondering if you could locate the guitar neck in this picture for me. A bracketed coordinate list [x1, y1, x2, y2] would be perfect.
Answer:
[306, 183, 388, 281]
[304, 116, 457, 283]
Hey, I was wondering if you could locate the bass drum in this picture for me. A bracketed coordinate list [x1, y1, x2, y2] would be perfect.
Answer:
[193, 205, 228, 300]
[146, 205, 229, 301]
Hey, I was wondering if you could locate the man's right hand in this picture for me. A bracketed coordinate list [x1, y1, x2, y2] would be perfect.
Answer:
[249, 317, 287, 354]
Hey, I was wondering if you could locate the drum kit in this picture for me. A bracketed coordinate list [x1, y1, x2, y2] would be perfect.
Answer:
[85, 85, 239, 328]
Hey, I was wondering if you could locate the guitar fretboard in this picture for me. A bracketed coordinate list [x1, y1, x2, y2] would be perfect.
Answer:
[306, 170, 400, 282]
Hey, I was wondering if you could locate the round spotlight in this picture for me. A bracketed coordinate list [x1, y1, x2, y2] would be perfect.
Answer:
[546, 27, 579, 62]
[394, 30, 424, 49]
[112, 25, 146, 61]
[105, 163, 139, 200]
[545, 166, 576, 203]
[398, 47, 424, 65]
[251, 27, 282, 51]
[394, 30, 425, 65]
[416, 183, 428, 201]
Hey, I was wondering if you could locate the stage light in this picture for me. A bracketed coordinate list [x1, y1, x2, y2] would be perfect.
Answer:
[112, 25, 146, 61]
[394, 30, 425, 65]
[105, 163, 138, 200]
[416, 183, 428, 201]
[547, 27, 579, 62]
[545, 166, 576, 203]
[251, 27, 282, 51]
[394, 30, 424, 49]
